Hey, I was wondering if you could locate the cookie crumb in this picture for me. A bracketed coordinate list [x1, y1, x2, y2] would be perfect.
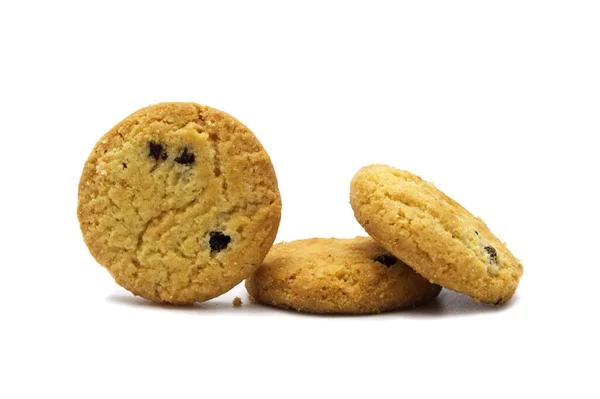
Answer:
[232, 297, 243, 307]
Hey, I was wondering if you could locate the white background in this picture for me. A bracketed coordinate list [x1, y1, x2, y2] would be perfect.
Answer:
[1, 1, 599, 398]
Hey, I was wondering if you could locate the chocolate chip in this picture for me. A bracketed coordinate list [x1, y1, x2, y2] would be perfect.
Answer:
[175, 147, 195, 165]
[484, 246, 497, 264]
[149, 142, 164, 160]
[209, 231, 231, 251]
[374, 254, 397, 267]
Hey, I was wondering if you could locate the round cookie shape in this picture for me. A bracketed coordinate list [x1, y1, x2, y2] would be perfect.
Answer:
[78, 102, 281, 304]
[245, 237, 441, 314]
[350, 164, 523, 304]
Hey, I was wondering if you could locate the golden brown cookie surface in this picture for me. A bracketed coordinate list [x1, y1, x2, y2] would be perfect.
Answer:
[245, 237, 441, 314]
[350, 164, 523, 304]
[78, 102, 281, 304]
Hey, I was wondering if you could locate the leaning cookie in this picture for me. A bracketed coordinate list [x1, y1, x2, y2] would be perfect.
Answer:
[245, 237, 441, 314]
[350, 164, 523, 304]
[78, 102, 281, 304]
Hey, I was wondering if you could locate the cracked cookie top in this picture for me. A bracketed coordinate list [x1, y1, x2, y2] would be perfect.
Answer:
[78, 102, 281, 304]
[245, 237, 441, 314]
[350, 164, 523, 304]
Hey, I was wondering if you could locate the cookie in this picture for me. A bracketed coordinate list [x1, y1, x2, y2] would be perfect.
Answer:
[245, 237, 441, 314]
[78, 102, 282, 304]
[350, 164, 523, 304]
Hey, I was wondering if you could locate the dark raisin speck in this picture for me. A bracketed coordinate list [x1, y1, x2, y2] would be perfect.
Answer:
[175, 147, 195, 164]
[374, 254, 397, 267]
[475, 231, 480, 236]
[494, 299, 502, 305]
[209, 231, 231, 251]
[149, 142, 164, 160]
[484, 245, 497, 264]
[122, 163, 127, 168]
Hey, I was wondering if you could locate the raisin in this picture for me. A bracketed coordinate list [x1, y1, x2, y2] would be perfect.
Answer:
[149, 142, 164, 160]
[175, 147, 195, 164]
[484, 246, 497, 264]
[374, 254, 397, 267]
[209, 231, 231, 251]
[122, 163, 127, 168]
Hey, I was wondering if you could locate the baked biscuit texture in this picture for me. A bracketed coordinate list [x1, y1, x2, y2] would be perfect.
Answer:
[245, 237, 441, 314]
[350, 164, 523, 304]
[78, 102, 281, 304]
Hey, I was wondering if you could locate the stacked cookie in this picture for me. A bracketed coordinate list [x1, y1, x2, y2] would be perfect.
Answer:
[248, 166, 523, 313]
[78, 102, 523, 313]
[245, 237, 442, 314]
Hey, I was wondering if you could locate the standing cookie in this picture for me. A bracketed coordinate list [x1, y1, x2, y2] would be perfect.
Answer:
[350, 164, 523, 304]
[78, 102, 281, 304]
[245, 237, 441, 314]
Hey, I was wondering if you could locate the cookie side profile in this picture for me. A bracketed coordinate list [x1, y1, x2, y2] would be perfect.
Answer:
[350, 164, 523, 304]
[245, 237, 441, 314]
[78, 102, 282, 304]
